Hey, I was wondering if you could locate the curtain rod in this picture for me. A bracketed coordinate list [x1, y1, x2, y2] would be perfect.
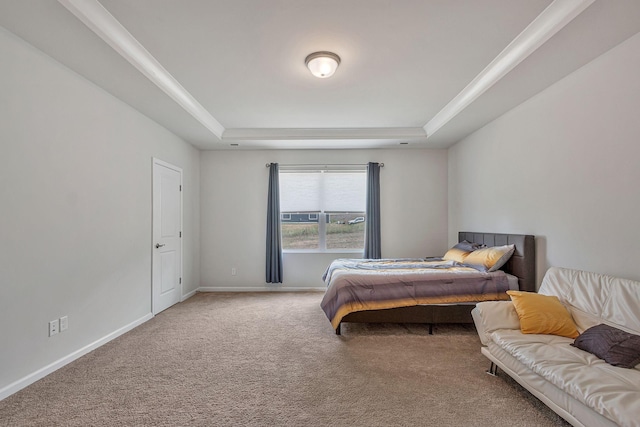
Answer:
[265, 163, 384, 168]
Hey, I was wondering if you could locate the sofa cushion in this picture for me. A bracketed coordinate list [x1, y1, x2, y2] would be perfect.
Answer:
[572, 324, 640, 368]
[490, 329, 640, 426]
[507, 290, 579, 338]
[472, 301, 520, 346]
[483, 343, 619, 427]
[539, 267, 640, 335]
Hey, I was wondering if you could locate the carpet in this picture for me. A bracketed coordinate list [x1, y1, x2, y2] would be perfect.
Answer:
[0, 292, 569, 426]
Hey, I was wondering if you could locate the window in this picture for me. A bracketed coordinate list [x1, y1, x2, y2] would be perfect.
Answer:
[280, 167, 366, 251]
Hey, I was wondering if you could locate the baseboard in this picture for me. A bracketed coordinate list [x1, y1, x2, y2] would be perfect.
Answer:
[0, 313, 153, 401]
[181, 289, 197, 301]
[198, 286, 326, 292]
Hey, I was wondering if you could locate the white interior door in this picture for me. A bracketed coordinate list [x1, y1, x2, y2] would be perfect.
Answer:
[152, 159, 182, 315]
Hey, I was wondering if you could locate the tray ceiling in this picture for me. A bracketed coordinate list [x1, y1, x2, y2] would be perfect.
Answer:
[1, 0, 639, 149]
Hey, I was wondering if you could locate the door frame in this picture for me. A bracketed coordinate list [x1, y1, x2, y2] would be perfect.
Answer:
[151, 157, 183, 315]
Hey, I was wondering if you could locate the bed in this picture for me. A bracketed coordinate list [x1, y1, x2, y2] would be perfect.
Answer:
[321, 232, 535, 335]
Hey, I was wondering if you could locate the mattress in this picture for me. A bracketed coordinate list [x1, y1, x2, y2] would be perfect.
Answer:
[320, 258, 512, 329]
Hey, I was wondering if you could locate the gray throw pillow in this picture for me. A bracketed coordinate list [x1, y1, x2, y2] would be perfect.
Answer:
[571, 323, 640, 369]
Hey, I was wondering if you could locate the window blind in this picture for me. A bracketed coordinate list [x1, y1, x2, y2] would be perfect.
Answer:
[279, 170, 366, 213]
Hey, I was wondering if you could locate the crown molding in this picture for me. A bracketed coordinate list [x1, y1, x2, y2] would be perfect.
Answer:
[424, 0, 595, 139]
[57, 0, 225, 138]
[57, 0, 594, 148]
[222, 127, 427, 141]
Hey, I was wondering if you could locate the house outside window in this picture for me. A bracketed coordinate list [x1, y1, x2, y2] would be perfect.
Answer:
[279, 167, 366, 251]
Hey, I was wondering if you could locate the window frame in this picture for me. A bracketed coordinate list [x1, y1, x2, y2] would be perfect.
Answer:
[279, 167, 366, 253]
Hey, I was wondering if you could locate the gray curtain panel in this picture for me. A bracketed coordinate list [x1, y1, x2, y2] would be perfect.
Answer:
[364, 162, 381, 259]
[266, 163, 283, 283]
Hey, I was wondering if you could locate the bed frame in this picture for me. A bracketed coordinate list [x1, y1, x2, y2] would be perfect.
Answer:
[335, 232, 535, 335]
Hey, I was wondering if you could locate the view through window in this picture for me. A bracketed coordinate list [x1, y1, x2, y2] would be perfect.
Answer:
[279, 167, 366, 251]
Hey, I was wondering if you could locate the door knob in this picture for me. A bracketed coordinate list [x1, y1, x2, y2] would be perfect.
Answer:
[155, 243, 165, 248]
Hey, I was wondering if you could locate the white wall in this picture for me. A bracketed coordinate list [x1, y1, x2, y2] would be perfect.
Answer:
[448, 32, 640, 285]
[0, 27, 200, 396]
[200, 149, 448, 289]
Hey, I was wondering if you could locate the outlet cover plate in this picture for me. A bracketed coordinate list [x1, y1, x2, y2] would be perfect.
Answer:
[60, 316, 68, 332]
[49, 319, 59, 337]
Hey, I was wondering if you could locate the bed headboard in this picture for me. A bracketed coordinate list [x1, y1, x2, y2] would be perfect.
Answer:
[458, 232, 536, 292]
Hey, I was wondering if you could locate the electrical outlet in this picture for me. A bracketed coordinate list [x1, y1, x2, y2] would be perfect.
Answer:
[231, 267, 237, 276]
[49, 319, 59, 337]
[60, 316, 68, 332]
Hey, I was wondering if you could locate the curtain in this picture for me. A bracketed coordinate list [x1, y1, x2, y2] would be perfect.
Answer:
[364, 162, 381, 259]
[266, 163, 283, 283]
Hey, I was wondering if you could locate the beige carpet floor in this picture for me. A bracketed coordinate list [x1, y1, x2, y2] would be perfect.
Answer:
[0, 292, 570, 426]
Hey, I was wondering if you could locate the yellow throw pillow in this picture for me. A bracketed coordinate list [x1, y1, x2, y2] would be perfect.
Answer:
[464, 244, 515, 272]
[506, 290, 579, 338]
[443, 247, 471, 263]
[442, 241, 480, 263]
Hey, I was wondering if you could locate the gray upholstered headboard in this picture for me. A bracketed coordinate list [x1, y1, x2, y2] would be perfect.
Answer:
[458, 232, 536, 292]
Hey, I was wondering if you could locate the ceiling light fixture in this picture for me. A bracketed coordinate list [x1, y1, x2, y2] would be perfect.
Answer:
[305, 51, 340, 78]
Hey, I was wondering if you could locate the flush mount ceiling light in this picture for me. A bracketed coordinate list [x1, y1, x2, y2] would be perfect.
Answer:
[305, 51, 341, 78]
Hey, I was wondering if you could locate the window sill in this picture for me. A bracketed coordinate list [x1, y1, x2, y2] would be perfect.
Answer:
[283, 249, 364, 255]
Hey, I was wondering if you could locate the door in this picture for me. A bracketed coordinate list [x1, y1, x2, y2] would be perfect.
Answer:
[152, 158, 182, 314]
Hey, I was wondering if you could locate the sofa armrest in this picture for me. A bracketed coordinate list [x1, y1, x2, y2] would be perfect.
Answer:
[472, 301, 520, 346]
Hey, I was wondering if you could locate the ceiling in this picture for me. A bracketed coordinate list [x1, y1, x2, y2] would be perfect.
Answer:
[1, 0, 639, 150]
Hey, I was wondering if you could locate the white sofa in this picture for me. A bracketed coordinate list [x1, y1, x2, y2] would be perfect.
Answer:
[472, 267, 640, 427]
